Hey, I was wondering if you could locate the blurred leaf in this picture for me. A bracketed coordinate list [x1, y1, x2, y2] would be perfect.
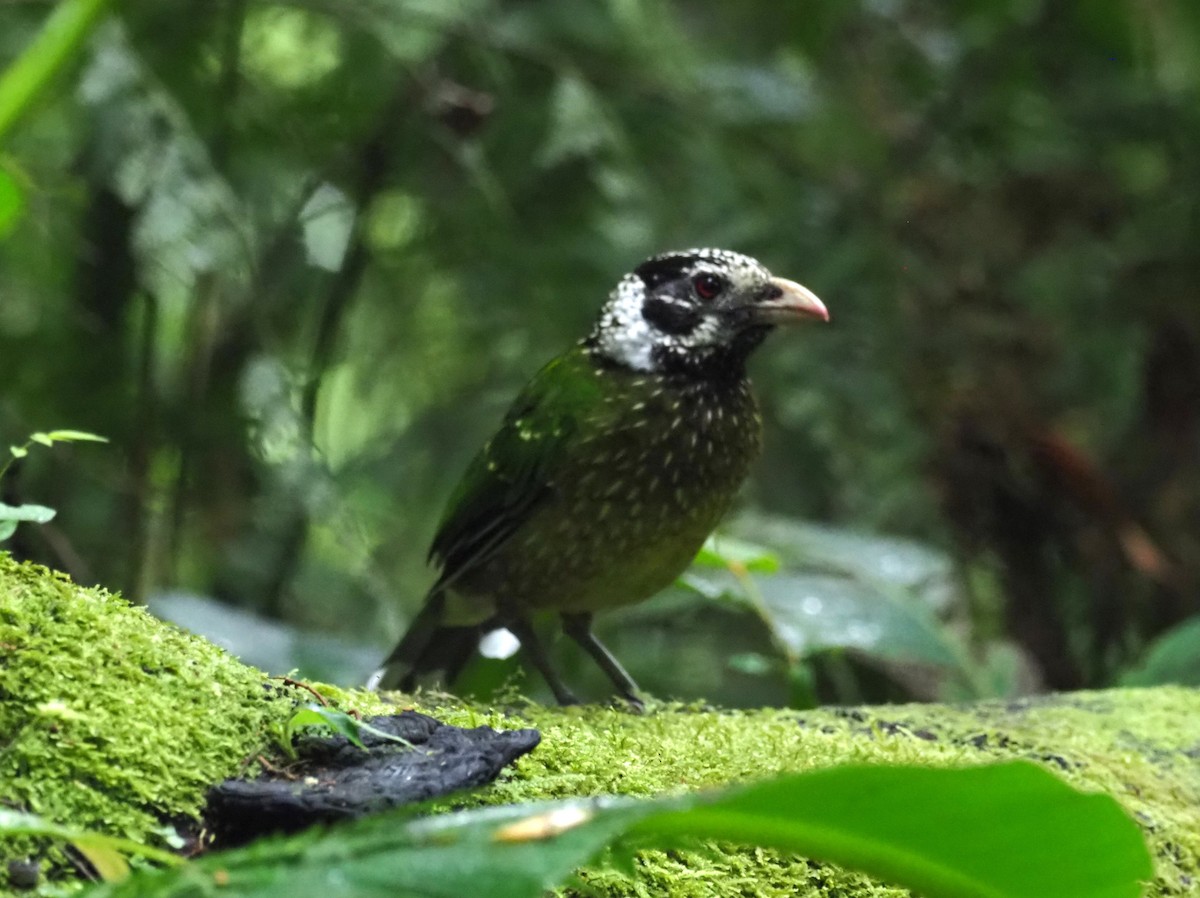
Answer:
[148, 591, 380, 684]
[81, 763, 1149, 898]
[753, 571, 960, 668]
[241, 7, 343, 89]
[701, 62, 816, 124]
[1121, 616, 1200, 687]
[694, 515, 967, 677]
[88, 796, 650, 898]
[695, 534, 780, 573]
[0, 809, 181, 871]
[45, 429, 109, 443]
[0, 503, 56, 541]
[538, 75, 615, 168]
[301, 183, 355, 272]
[71, 840, 130, 883]
[0, 167, 24, 238]
[0, 0, 113, 142]
[726, 651, 776, 675]
[77, 24, 254, 299]
[0, 503, 57, 523]
[729, 513, 959, 614]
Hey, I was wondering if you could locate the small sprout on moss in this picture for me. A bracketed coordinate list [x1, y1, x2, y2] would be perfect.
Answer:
[282, 704, 416, 755]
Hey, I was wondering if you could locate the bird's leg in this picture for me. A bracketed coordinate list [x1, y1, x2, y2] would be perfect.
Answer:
[561, 612, 644, 709]
[506, 618, 580, 706]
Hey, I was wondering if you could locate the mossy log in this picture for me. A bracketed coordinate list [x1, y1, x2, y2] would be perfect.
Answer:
[1, 553, 1197, 896]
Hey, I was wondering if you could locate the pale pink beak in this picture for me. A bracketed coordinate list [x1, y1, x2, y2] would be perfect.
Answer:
[757, 277, 829, 324]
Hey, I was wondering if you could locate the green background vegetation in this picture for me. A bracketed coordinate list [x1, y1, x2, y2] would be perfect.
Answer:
[2, 0, 1199, 706]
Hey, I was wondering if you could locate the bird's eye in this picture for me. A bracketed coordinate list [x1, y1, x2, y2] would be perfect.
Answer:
[692, 272, 724, 301]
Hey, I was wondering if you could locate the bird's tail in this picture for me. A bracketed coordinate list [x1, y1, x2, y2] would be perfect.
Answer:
[368, 590, 486, 692]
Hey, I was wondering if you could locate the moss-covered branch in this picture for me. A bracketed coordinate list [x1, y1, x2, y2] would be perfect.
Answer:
[1, 554, 1197, 896]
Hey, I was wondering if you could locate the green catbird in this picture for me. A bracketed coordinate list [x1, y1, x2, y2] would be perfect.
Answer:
[371, 248, 828, 705]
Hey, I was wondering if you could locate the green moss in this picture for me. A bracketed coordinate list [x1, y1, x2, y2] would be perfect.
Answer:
[3, 555, 1199, 897]
[0, 553, 296, 891]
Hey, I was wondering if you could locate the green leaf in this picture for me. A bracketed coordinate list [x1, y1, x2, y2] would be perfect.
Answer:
[286, 705, 366, 749]
[45, 429, 109, 443]
[1121, 615, 1200, 686]
[285, 705, 414, 751]
[86, 797, 652, 898]
[699, 514, 973, 680]
[0, 167, 24, 238]
[754, 572, 961, 668]
[636, 763, 1150, 898]
[729, 513, 958, 612]
[79, 763, 1150, 898]
[9, 444, 28, 459]
[0, 502, 57, 524]
[29, 432, 53, 447]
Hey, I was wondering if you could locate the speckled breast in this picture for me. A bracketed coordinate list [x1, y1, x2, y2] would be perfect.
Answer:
[463, 371, 762, 615]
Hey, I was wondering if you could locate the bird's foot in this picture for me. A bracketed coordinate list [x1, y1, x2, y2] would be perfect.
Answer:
[615, 691, 645, 714]
[553, 687, 582, 707]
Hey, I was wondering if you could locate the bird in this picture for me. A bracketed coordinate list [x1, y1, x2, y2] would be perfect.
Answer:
[370, 248, 828, 706]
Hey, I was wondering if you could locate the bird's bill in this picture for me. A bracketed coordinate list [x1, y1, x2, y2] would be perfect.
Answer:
[755, 277, 829, 324]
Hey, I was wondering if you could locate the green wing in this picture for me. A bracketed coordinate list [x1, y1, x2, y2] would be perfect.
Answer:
[428, 347, 604, 587]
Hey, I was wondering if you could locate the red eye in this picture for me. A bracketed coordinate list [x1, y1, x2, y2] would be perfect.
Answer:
[692, 272, 724, 300]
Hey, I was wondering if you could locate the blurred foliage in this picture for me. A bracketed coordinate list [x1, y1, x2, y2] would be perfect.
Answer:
[2, 0, 1199, 706]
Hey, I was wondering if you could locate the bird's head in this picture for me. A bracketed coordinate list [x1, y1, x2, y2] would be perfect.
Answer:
[586, 248, 828, 378]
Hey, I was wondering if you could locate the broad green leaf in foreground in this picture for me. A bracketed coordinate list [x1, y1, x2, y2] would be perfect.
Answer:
[636, 762, 1151, 898]
[79, 762, 1150, 898]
